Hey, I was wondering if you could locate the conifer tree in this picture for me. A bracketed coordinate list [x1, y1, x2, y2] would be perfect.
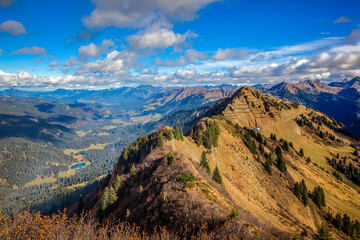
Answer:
[163, 156, 168, 167]
[301, 180, 309, 206]
[312, 186, 326, 207]
[200, 151, 211, 174]
[194, 128, 203, 146]
[294, 182, 301, 198]
[282, 140, 289, 151]
[180, 128, 184, 141]
[130, 163, 136, 176]
[315, 223, 331, 240]
[157, 132, 164, 148]
[277, 156, 286, 172]
[167, 149, 175, 165]
[167, 129, 173, 140]
[114, 175, 121, 191]
[299, 148, 304, 157]
[109, 186, 117, 205]
[333, 213, 343, 230]
[174, 126, 181, 140]
[265, 156, 272, 175]
[212, 166, 223, 185]
[342, 214, 352, 235]
[275, 146, 282, 158]
[190, 129, 194, 138]
[101, 187, 110, 211]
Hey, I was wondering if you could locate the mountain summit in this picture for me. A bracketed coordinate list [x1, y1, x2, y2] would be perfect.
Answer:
[77, 86, 360, 239]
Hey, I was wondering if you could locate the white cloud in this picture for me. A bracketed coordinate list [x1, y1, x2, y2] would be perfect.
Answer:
[156, 49, 207, 66]
[0, 20, 26, 36]
[272, 37, 344, 56]
[49, 61, 60, 67]
[175, 69, 197, 79]
[11, 46, 46, 55]
[63, 56, 81, 67]
[212, 48, 248, 61]
[127, 23, 195, 50]
[345, 28, 360, 45]
[0, 0, 16, 7]
[334, 16, 351, 24]
[83, 0, 220, 29]
[78, 39, 114, 61]
[79, 50, 136, 74]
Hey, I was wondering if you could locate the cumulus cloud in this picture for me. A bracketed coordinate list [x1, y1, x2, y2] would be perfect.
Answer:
[212, 48, 249, 61]
[345, 28, 360, 45]
[127, 23, 195, 50]
[64, 56, 82, 67]
[49, 61, 60, 67]
[79, 50, 136, 74]
[156, 49, 207, 66]
[334, 16, 351, 23]
[11, 46, 46, 55]
[0, 0, 15, 7]
[83, 0, 220, 29]
[78, 39, 114, 61]
[0, 20, 26, 36]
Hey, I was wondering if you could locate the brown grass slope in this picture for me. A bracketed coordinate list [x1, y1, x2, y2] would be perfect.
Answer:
[79, 86, 359, 239]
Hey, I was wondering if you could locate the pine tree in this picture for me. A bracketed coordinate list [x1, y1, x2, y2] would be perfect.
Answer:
[277, 156, 286, 172]
[194, 128, 203, 146]
[315, 223, 331, 240]
[163, 156, 168, 167]
[114, 175, 121, 191]
[212, 166, 223, 185]
[190, 129, 194, 138]
[180, 128, 184, 141]
[167, 149, 176, 165]
[312, 186, 326, 207]
[333, 213, 343, 230]
[342, 214, 352, 235]
[130, 163, 136, 176]
[101, 187, 110, 211]
[109, 186, 117, 205]
[275, 146, 282, 158]
[301, 180, 309, 206]
[282, 140, 289, 151]
[299, 148, 304, 157]
[157, 132, 164, 148]
[200, 151, 211, 174]
[167, 129, 173, 140]
[174, 126, 181, 140]
[265, 156, 272, 175]
[354, 149, 359, 157]
[306, 157, 311, 163]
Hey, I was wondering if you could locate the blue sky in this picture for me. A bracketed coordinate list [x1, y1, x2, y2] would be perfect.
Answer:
[0, 0, 360, 89]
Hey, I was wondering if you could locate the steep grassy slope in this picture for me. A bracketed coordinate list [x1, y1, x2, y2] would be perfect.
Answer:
[80, 86, 360, 239]
[256, 78, 360, 137]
